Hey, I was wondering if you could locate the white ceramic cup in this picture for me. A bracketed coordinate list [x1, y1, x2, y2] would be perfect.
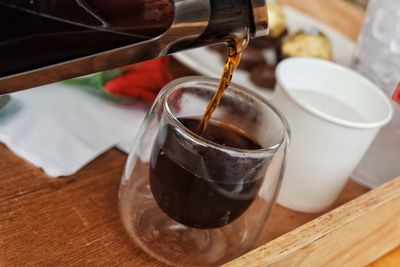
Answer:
[273, 58, 393, 213]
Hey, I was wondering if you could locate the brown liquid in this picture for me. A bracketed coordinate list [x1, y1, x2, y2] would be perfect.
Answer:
[198, 47, 242, 135]
[150, 118, 266, 229]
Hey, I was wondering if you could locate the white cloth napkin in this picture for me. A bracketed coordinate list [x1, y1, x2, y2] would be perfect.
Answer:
[0, 82, 147, 177]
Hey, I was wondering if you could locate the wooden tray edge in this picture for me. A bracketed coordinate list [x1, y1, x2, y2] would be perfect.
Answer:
[225, 176, 400, 267]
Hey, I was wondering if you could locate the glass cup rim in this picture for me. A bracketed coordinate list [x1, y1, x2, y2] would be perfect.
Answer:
[159, 76, 290, 156]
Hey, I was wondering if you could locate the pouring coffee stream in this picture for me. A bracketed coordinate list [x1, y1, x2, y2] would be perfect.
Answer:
[198, 46, 244, 135]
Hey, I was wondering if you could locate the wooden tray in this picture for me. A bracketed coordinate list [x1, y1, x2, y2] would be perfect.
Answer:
[225, 177, 400, 266]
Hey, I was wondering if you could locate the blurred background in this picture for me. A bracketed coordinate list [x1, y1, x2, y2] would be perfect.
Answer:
[348, 0, 369, 8]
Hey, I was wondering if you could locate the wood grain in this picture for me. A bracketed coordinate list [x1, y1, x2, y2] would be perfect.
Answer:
[0, 142, 369, 266]
[369, 247, 400, 267]
[0, 145, 161, 266]
[278, 0, 365, 41]
[255, 179, 369, 247]
[225, 177, 400, 267]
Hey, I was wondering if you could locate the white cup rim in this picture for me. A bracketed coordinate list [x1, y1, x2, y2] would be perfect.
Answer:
[276, 57, 393, 129]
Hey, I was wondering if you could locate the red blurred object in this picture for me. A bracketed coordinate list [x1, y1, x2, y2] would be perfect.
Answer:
[105, 56, 173, 102]
[393, 82, 400, 105]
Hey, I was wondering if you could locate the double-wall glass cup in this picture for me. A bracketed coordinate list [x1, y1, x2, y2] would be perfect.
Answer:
[119, 76, 289, 266]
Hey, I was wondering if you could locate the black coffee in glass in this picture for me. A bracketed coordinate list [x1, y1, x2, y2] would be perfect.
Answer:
[149, 117, 268, 229]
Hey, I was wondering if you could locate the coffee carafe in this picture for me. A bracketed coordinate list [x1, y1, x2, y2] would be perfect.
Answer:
[0, 0, 268, 94]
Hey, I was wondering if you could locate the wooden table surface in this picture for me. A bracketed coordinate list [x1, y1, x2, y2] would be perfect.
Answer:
[1, 0, 399, 266]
